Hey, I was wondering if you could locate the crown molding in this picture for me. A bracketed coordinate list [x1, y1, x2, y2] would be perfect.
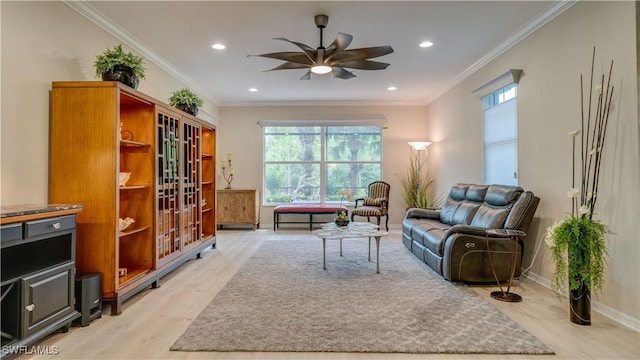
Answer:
[62, 0, 220, 106]
[220, 99, 428, 107]
[425, 0, 578, 104]
[65, 0, 575, 108]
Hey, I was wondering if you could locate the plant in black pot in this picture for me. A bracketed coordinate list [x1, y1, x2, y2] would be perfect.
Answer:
[95, 44, 145, 89]
[168, 88, 203, 117]
[544, 47, 614, 326]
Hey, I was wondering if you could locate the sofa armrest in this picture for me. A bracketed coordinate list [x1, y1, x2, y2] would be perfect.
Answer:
[405, 207, 440, 220]
[444, 224, 491, 237]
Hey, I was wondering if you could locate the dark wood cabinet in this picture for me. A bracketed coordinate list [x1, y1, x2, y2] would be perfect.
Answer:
[0, 206, 82, 357]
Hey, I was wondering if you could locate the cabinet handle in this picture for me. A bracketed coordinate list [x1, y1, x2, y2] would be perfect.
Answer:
[25, 304, 35, 312]
[51, 222, 61, 229]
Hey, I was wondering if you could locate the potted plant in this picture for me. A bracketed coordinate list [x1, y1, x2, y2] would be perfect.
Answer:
[399, 153, 440, 209]
[94, 44, 145, 89]
[168, 88, 204, 116]
[334, 189, 353, 226]
[545, 47, 614, 325]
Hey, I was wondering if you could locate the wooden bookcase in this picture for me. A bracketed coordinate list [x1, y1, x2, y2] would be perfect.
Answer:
[50, 81, 216, 315]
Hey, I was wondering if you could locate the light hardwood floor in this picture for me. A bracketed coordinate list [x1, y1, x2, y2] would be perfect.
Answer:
[21, 229, 639, 360]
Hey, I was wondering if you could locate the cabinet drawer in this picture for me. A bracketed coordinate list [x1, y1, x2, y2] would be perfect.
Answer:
[24, 215, 75, 238]
[1, 223, 23, 244]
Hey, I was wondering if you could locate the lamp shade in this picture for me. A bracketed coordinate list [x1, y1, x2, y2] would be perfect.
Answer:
[408, 141, 431, 150]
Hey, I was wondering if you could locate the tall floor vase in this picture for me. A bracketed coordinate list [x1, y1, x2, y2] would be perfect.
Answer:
[569, 278, 591, 325]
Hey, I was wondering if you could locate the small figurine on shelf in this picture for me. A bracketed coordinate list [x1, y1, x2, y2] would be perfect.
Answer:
[119, 172, 131, 187]
[118, 217, 135, 232]
[222, 153, 234, 189]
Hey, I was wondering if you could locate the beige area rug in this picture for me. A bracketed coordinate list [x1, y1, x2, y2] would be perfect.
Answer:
[171, 239, 553, 354]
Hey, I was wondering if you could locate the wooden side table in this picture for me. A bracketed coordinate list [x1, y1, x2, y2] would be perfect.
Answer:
[485, 229, 526, 302]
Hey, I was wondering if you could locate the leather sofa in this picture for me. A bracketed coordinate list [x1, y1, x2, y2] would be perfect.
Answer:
[402, 183, 539, 282]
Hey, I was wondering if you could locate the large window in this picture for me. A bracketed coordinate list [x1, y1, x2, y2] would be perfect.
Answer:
[264, 125, 382, 204]
[482, 83, 518, 186]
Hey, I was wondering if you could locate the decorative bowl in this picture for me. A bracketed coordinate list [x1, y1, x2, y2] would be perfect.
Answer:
[335, 218, 350, 227]
[119, 217, 135, 231]
[119, 172, 131, 187]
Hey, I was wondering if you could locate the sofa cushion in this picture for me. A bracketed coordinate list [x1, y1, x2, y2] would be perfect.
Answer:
[468, 185, 522, 229]
[403, 218, 449, 250]
[465, 184, 489, 202]
[505, 191, 538, 230]
[450, 201, 481, 225]
[470, 204, 510, 229]
[440, 184, 468, 224]
[420, 228, 448, 256]
[484, 185, 522, 206]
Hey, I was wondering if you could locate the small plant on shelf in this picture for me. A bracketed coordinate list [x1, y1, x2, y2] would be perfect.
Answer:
[94, 44, 146, 89]
[168, 88, 204, 116]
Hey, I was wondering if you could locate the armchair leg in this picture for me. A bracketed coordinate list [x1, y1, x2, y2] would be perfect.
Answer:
[385, 215, 389, 231]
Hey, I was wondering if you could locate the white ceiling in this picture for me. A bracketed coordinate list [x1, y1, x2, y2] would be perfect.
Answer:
[71, 1, 572, 107]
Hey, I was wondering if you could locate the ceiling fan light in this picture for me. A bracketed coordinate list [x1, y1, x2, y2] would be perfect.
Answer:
[311, 65, 332, 74]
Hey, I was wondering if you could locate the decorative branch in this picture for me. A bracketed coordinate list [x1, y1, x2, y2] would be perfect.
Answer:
[576, 47, 615, 220]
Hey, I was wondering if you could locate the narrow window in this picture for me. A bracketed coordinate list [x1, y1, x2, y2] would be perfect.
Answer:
[482, 83, 518, 186]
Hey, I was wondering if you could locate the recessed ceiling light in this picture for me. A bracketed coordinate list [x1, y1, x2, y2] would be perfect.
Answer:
[249, 88, 258, 92]
[211, 43, 226, 50]
[387, 86, 397, 91]
[419, 41, 434, 48]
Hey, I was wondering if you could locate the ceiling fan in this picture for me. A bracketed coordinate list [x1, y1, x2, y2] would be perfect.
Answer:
[250, 14, 394, 80]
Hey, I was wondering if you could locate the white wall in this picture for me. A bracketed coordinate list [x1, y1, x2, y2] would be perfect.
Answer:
[218, 105, 429, 226]
[426, 1, 639, 325]
[0, 1, 218, 205]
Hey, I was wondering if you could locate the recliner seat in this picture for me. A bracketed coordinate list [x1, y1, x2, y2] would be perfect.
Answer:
[402, 183, 540, 282]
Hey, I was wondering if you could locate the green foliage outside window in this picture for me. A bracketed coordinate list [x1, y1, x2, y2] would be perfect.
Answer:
[264, 125, 382, 204]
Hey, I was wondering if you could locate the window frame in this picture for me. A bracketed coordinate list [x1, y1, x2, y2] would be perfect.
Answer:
[262, 124, 383, 205]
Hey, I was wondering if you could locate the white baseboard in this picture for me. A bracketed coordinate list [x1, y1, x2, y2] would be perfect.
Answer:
[524, 272, 640, 332]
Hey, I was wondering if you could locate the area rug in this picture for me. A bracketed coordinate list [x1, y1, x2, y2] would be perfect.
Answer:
[171, 239, 553, 354]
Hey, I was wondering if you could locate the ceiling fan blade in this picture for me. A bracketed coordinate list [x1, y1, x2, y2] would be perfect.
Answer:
[299, 71, 311, 80]
[332, 67, 356, 80]
[273, 37, 316, 62]
[331, 46, 394, 62]
[249, 52, 313, 65]
[325, 32, 353, 60]
[266, 62, 312, 71]
[336, 60, 390, 70]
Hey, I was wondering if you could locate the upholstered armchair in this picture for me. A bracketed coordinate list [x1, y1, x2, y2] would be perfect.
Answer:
[350, 181, 391, 230]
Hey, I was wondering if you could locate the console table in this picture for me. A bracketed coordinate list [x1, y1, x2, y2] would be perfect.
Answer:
[1, 205, 82, 358]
